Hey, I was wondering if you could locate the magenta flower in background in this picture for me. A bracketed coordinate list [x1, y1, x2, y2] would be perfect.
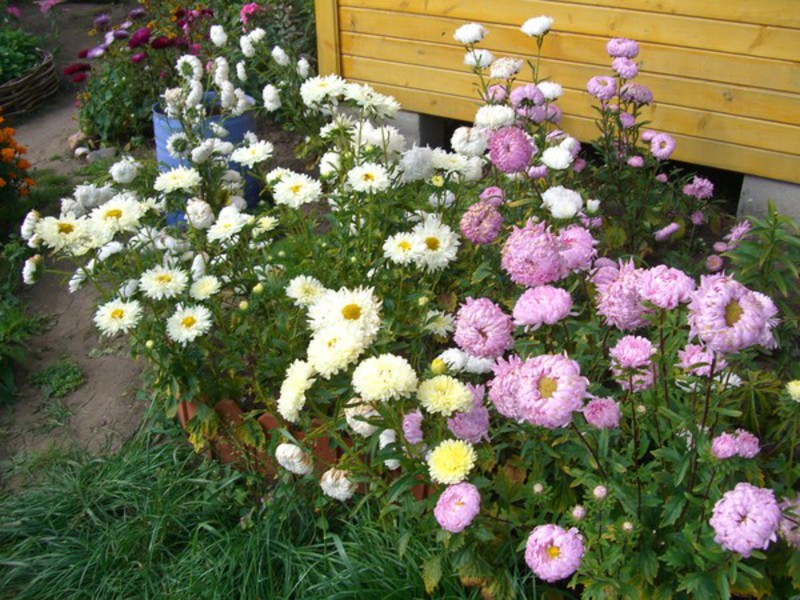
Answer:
[36, 0, 65, 15]
[610, 335, 657, 391]
[489, 127, 534, 173]
[582, 397, 621, 429]
[557, 225, 597, 274]
[240, 2, 260, 25]
[544, 104, 563, 123]
[131, 52, 146, 64]
[712, 241, 730, 253]
[434, 482, 481, 533]
[513, 285, 573, 331]
[640, 129, 656, 142]
[454, 297, 514, 359]
[627, 155, 644, 168]
[502, 220, 564, 288]
[129, 27, 151, 49]
[460, 201, 504, 245]
[573, 158, 587, 173]
[606, 37, 639, 58]
[621, 82, 653, 105]
[612, 56, 638, 78]
[447, 384, 491, 444]
[779, 497, 800, 548]
[527, 164, 548, 179]
[151, 36, 175, 50]
[525, 524, 585, 582]
[479, 186, 505, 205]
[691, 211, 706, 225]
[677, 343, 727, 377]
[711, 432, 738, 460]
[402, 410, 424, 444]
[113, 30, 130, 40]
[6, 5, 21, 18]
[484, 84, 507, 103]
[129, 7, 146, 20]
[683, 176, 715, 199]
[650, 133, 676, 160]
[735, 429, 760, 458]
[638, 265, 695, 310]
[725, 220, 752, 247]
[595, 259, 650, 331]
[706, 255, 723, 272]
[710, 482, 781, 557]
[586, 76, 617, 101]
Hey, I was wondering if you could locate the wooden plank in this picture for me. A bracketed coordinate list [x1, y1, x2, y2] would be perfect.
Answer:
[354, 80, 800, 184]
[341, 55, 800, 156]
[315, 0, 342, 75]
[339, 1, 800, 62]
[339, 8, 800, 93]
[341, 32, 800, 126]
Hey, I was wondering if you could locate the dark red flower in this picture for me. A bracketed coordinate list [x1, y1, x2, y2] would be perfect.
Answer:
[128, 27, 150, 48]
[71, 72, 87, 83]
[150, 36, 174, 50]
[131, 52, 146, 63]
[63, 62, 91, 75]
[77, 48, 90, 58]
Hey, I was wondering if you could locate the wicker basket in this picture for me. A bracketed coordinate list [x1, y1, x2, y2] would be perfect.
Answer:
[0, 49, 59, 118]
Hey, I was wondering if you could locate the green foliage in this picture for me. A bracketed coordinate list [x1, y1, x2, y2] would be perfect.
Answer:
[29, 359, 85, 399]
[0, 27, 40, 84]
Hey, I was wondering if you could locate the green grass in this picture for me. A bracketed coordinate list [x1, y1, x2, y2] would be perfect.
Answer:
[29, 359, 85, 399]
[0, 427, 479, 599]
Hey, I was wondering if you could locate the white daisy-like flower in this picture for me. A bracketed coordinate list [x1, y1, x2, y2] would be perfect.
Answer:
[253, 215, 279, 236]
[320, 468, 357, 501]
[438, 348, 494, 374]
[383, 232, 423, 265]
[307, 286, 382, 344]
[97, 241, 124, 262]
[165, 132, 191, 159]
[378, 429, 401, 470]
[166, 304, 212, 346]
[185, 198, 215, 230]
[94, 299, 142, 336]
[139, 266, 188, 300]
[490, 57, 523, 79]
[399, 146, 436, 182]
[272, 172, 322, 208]
[319, 151, 340, 178]
[20, 210, 39, 241]
[277, 359, 316, 422]
[176, 54, 204, 81]
[474, 105, 516, 130]
[346, 162, 390, 193]
[424, 310, 455, 336]
[230, 140, 274, 168]
[213, 57, 230, 87]
[464, 49, 494, 68]
[189, 275, 221, 300]
[454, 22, 488, 44]
[240, 34, 255, 57]
[109, 156, 141, 185]
[262, 84, 281, 111]
[117, 278, 139, 299]
[521, 16, 554, 37]
[286, 275, 327, 307]
[412, 214, 460, 272]
[271, 45, 290, 66]
[207, 206, 250, 243]
[540, 146, 574, 170]
[319, 113, 355, 139]
[236, 61, 247, 82]
[21, 254, 41, 285]
[209, 24, 227, 47]
[90, 193, 145, 233]
[451, 127, 488, 158]
[153, 167, 202, 194]
[307, 326, 368, 379]
[351, 353, 418, 402]
[266, 167, 291, 184]
[418, 375, 473, 416]
[275, 443, 312, 475]
[73, 183, 115, 210]
[541, 185, 583, 219]
[344, 399, 379, 437]
[296, 57, 310, 79]
[35, 215, 94, 256]
[300, 74, 346, 108]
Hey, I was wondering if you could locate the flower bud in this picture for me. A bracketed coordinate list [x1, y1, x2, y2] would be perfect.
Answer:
[431, 358, 447, 375]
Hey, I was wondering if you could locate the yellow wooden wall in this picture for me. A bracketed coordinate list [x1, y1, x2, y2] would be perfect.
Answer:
[315, 0, 800, 184]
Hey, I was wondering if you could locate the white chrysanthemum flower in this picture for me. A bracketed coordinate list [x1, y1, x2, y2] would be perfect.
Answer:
[344, 400, 379, 437]
[307, 326, 368, 379]
[190, 253, 207, 280]
[266, 167, 291, 184]
[432, 149, 469, 175]
[273, 172, 322, 208]
[232, 88, 253, 116]
[207, 206, 249, 242]
[209, 24, 227, 47]
[189, 275, 221, 300]
[300, 74, 346, 108]
[424, 310, 455, 336]
[464, 49, 494, 68]
[454, 22, 488, 44]
[271, 45, 290, 66]
[262, 84, 281, 111]
[97, 240, 124, 262]
[307, 286, 382, 344]
[278, 359, 316, 422]
[296, 57, 310, 79]
[139, 266, 188, 300]
[118, 278, 139, 299]
[20, 210, 39, 241]
[68, 264, 89, 293]
[249, 27, 266, 43]
[474, 104, 516, 129]
[90, 193, 145, 233]
[166, 304, 212, 346]
[165, 132, 190, 159]
[109, 156, 141, 185]
[351, 354, 418, 402]
[412, 214, 460, 272]
[275, 443, 312, 475]
[379, 429, 400, 470]
[541, 185, 583, 219]
[154, 167, 201, 194]
[230, 140, 274, 168]
[521, 16, 554, 37]
[439, 348, 468, 372]
[21, 254, 41, 285]
[490, 57, 523, 79]
[319, 113, 355, 139]
[464, 354, 495, 374]
[540, 146, 574, 170]
[209, 122, 228, 139]
[94, 299, 142, 335]
[417, 375, 473, 416]
[538, 81, 563, 100]
[185, 198, 214, 230]
[383, 232, 423, 265]
[346, 162, 390, 193]
[213, 57, 230, 87]
[429, 190, 456, 209]
[240, 35, 255, 58]
[253, 215, 279, 236]
[73, 183, 115, 210]
[399, 146, 436, 182]
[35, 215, 94, 256]
[235, 61, 247, 82]
[451, 127, 488, 157]
[286, 275, 327, 307]
[320, 468, 357, 501]
[319, 151, 340, 178]
[176, 54, 203, 81]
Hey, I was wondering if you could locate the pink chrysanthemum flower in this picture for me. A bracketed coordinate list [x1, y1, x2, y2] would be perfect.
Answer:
[525, 524, 585, 582]
[619, 112, 636, 129]
[676, 343, 727, 377]
[591, 257, 620, 288]
[582, 396, 620, 429]
[434, 482, 481, 533]
[516, 354, 589, 429]
[611, 56, 638, 78]
[454, 297, 514, 359]
[586, 76, 616, 101]
[527, 164, 548, 179]
[687, 274, 778, 353]
[621, 82, 653, 105]
[460, 201, 504, 245]
[513, 285, 573, 331]
[779, 497, 800, 548]
[650, 133, 676, 160]
[606, 37, 639, 58]
[734, 429, 760, 459]
[488, 355, 526, 421]
[479, 186, 505, 206]
[489, 127, 534, 173]
[448, 384, 491, 444]
[706, 255, 724, 272]
[595, 260, 650, 331]
[501, 220, 564, 288]
[711, 432, 738, 460]
[510, 84, 545, 120]
[691, 211, 706, 226]
[402, 409, 424, 444]
[483, 84, 507, 103]
[655, 173, 668, 183]
[654, 222, 680, 241]
[709, 482, 781, 558]
[683, 176, 714, 199]
[724, 220, 752, 247]
[557, 225, 597, 274]
[609, 335, 657, 392]
[638, 265, 695, 310]
[627, 155, 644, 167]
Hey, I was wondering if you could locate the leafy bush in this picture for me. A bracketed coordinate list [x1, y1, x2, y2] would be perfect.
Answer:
[0, 27, 40, 85]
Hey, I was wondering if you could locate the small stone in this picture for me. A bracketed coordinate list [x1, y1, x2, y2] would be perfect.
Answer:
[74, 146, 90, 158]
[68, 131, 88, 150]
[87, 147, 118, 162]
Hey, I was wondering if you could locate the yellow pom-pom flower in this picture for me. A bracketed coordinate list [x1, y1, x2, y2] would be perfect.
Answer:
[417, 375, 473, 416]
[427, 439, 477, 485]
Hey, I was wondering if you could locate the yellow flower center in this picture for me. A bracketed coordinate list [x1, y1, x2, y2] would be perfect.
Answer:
[341, 303, 362, 320]
[104, 208, 123, 220]
[724, 300, 742, 327]
[290, 184, 302, 194]
[156, 274, 172, 284]
[425, 237, 440, 251]
[110, 308, 124, 320]
[547, 545, 561, 559]
[58, 222, 74, 234]
[538, 376, 558, 399]
[181, 316, 197, 328]
[398, 240, 412, 252]
[361, 172, 375, 182]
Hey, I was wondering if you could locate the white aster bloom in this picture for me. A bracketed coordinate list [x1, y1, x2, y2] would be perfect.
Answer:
[207, 206, 250, 242]
[344, 400, 379, 437]
[21, 255, 41, 285]
[296, 57, 310, 79]
[300, 74, 346, 108]
[307, 326, 368, 379]
[232, 88, 253, 116]
[139, 266, 188, 300]
[240, 35, 255, 58]
[429, 190, 456, 209]
[439, 348, 468, 372]
[540, 146, 574, 170]
[412, 214, 460, 272]
[166, 304, 213, 346]
[286, 275, 327, 307]
[185, 80, 204, 108]
[320, 468, 357, 501]
[586, 199, 601, 214]
[464, 49, 494, 69]
[236, 61, 247, 82]
[307, 286, 382, 344]
[68, 264, 89, 293]
[490, 57, 523, 79]
[424, 310, 455, 336]
[346, 162, 390, 193]
[351, 354, 418, 402]
[20, 210, 39, 241]
[90, 193, 145, 233]
[165, 132, 190, 159]
[230, 140, 274, 168]
[73, 183, 115, 210]
[464, 354, 496, 374]
[538, 81, 563, 100]
[454, 22, 488, 44]
[109, 156, 141, 185]
[319, 151, 340, 178]
[249, 27, 266, 43]
[189, 275, 221, 300]
[35, 215, 94, 256]
[272, 172, 322, 208]
[94, 299, 142, 335]
[190, 253, 207, 279]
[474, 105, 516, 129]
[277, 359, 316, 422]
[185, 198, 215, 230]
[176, 54, 204, 81]
[521, 16, 554, 37]
[97, 241, 124, 262]
[154, 167, 201, 194]
[541, 185, 583, 219]
[399, 146, 436, 182]
[383, 232, 423, 265]
[275, 443, 312, 475]
[253, 215, 279, 236]
[271, 45, 290, 66]
[209, 25, 227, 47]
[379, 429, 400, 470]
[451, 127, 488, 157]
[262, 84, 281, 111]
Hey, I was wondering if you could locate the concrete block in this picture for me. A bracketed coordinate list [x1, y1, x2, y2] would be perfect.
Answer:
[738, 175, 800, 222]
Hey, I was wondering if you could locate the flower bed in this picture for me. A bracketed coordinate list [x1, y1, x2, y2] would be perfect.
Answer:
[20, 14, 800, 599]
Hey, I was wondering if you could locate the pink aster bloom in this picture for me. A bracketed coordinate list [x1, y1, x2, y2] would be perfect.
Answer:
[627, 155, 644, 167]
[448, 384, 491, 444]
[573, 158, 587, 173]
[525, 524, 585, 582]
[655, 173, 669, 183]
[610, 335, 657, 392]
[557, 225, 598, 274]
[612, 56, 638, 78]
[606, 37, 639, 58]
[582, 397, 620, 429]
[402, 410, 424, 444]
[483, 84, 508, 103]
[527, 164, 548, 179]
[677, 343, 727, 377]
[434, 482, 481, 533]
[638, 265, 695, 310]
[650, 133, 676, 160]
[621, 82, 653, 105]
[6, 6, 21, 18]
[240, 2, 260, 24]
[516, 354, 589, 429]
[683, 176, 714, 199]
[640, 129, 656, 142]
[586, 76, 617, 101]
[710, 483, 781, 557]
[595, 260, 650, 331]
[501, 220, 564, 288]
[591, 257, 620, 288]
[479, 186, 505, 206]
[711, 432, 738, 460]
[691, 211, 706, 225]
[513, 285, 573, 331]
[687, 274, 778, 353]
[571, 505, 587, 520]
[724, 220, 752, 247]
[489, 127, 534, 173]
[706, 255, 724, 272]
[619, 112, 636, 129]
[779, 497, 800, 548]
[454, 297, 514, 359]
[460, 201, 504, 245]
[488, 355, 526, 421]
[654, 222, 680, 242]
[734, 429, 760, 459]
[510, 84, 545, 120]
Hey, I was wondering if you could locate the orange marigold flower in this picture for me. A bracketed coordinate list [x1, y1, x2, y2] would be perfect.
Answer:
[0, 177, 6, 187]
[24, 177, 35, 187]
[17, 159, 31, 170]
[1, 148, 15, 162]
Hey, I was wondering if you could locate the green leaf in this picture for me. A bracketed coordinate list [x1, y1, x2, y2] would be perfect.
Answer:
[422, 555, 442, 595]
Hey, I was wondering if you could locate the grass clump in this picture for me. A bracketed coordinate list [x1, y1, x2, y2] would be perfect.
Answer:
[29, 359, 85, 399]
